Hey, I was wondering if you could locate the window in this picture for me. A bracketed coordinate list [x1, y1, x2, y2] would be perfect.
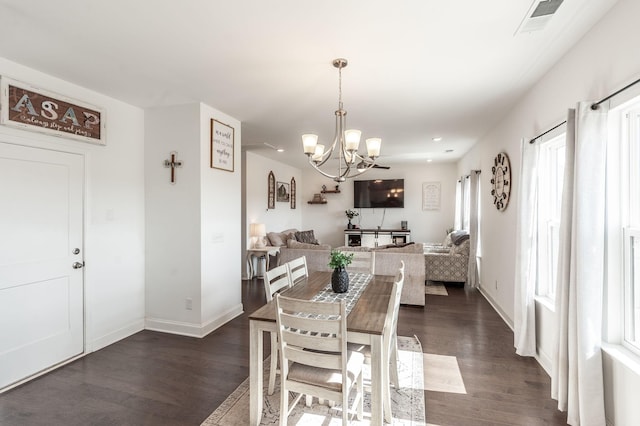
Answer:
[536, 134, 565, 300]
[462, 176, 470, 231]
[621, 108, 640, 354]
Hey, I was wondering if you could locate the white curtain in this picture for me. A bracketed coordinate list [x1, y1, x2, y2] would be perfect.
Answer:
[514, 138, 540, 356]
[466, 171, 480, 288]
[454, 179, 463, 230]
[551, 102, 608, 426]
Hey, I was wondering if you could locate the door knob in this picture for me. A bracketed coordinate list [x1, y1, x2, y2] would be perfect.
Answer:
[72, 262, 84, 269]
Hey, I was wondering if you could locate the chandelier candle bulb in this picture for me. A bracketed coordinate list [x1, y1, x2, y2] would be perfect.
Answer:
[302, 134, 318, 155]
[312, 144, 325, 162]
[344, 129, 361, 151]
[366, 138, 382, 157]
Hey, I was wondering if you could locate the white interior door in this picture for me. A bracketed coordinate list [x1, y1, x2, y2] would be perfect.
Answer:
[0, 142, 84, 390]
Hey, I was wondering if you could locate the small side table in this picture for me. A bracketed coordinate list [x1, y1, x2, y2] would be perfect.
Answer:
[246, 246, 281, 279]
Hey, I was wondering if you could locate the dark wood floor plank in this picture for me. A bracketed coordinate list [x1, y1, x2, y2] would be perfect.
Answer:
[0, 280, 567, 425]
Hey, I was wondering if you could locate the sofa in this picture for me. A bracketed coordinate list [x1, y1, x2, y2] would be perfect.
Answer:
[424, 231, 470, 284]
[266, 229, 425, 306]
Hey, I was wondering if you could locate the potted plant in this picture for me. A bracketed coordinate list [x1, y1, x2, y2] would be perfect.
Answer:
[345, 209, 359, 229]
[328, 250, 353, 293]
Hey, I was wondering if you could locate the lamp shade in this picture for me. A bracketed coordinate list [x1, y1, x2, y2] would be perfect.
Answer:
[250, 223, 266, 237]
[250, 223, 266, 248]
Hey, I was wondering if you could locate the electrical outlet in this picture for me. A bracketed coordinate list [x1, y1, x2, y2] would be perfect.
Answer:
[185, 298, 193, 310]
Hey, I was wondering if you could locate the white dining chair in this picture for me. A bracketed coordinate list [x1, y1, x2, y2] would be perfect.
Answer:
[349, 260, 404, 423]
[287, 255, 308, 285]
[275, 294, 364, 426]
[263, 264, 293, 395]
[343, 250, 375, 274]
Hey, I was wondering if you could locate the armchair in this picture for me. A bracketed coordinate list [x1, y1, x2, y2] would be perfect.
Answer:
[424, 237, 470, 284]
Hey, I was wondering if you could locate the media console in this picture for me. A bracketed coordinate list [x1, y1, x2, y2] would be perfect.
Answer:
[344, 228, 411, 248]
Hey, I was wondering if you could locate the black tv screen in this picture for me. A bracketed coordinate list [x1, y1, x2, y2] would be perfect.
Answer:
[354, 179, 404, 208]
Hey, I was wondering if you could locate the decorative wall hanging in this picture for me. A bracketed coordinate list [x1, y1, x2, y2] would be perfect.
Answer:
[210, 118, 234, 172]
[267, 171, 275, 209]
[163, 151, 183, 184]
[0, 76, 105, 145]
[422, 182, 441, 210]
[491, 151, 511, 211]
[290, 177, 296, 209]
[276, 181, 290, 202]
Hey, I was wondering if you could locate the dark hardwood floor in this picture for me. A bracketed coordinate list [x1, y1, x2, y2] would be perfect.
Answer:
[0, 280, 567, 426]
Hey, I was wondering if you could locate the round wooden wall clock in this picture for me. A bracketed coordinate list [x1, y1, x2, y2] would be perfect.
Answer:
[491, 152, 511, 211]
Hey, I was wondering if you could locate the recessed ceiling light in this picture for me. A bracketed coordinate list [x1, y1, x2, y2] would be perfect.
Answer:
[276, 148, 284, 153]
[427, 158, 433, 163]
[432, 137, 443, 142]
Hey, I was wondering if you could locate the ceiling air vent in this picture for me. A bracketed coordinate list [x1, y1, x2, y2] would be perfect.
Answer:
[515, 0, 564, 34]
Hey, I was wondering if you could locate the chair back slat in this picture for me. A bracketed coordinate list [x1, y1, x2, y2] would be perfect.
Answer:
[264, 264, 292, 302]
[285, 346, 343, 370]
[287, 256, 308, 284]
[343, 251, 375, 274]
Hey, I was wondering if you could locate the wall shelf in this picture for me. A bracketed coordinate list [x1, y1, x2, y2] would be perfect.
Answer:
[307, 201, 327, 204]
[320, 190, 341, 194]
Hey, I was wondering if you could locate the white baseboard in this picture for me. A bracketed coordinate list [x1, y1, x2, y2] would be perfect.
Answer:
[478, 285, 514, 330]
[145, 303, 244, 338]
[88, 319, 145, 352]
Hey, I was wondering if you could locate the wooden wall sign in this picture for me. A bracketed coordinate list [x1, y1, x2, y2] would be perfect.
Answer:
[290, 177, 296, 209]
[0, 77, 105, 145]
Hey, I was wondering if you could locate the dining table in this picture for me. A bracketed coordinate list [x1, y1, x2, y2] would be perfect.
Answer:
[248, 270, 394, 426]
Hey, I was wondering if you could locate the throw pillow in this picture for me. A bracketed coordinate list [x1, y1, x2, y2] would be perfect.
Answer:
[451, 230, 470, 245]
[266, 229, 298, 247]
[295, 230, 318, 245]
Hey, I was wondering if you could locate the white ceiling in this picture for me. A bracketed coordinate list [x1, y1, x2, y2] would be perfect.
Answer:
[0, 0, 619, 169]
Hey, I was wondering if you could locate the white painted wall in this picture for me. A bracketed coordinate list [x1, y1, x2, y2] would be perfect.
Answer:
[0, 57, 146, 352]
[300, 163, 458, 248]
[457, 0, 640, 423]
[146, 103, 242, 336]
[200, 104, 242, 328]
[244, 151, 302, 277]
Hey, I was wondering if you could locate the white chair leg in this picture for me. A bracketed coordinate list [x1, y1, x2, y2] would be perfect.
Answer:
[357, 372, 364, 421]
[390, 336, 400, 389]
[279, 384, 288, 426]
[306, 395, 312, 407]
[268, 332, 278, 395]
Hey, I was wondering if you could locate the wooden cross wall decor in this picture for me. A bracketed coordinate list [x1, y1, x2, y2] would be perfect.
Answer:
[164, 151, 183, 184]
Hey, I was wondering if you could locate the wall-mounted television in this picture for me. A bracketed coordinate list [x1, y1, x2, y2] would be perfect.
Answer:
[353, 179, 404, 208]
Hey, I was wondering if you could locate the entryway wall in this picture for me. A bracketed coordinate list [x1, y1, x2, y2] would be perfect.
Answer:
[0, 55, 146, 382]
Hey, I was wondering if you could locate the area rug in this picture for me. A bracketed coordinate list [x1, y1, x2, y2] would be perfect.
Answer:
[424, 283, 448, 296]
[201, 336, 426, 425]
[423, 354, 466, 394]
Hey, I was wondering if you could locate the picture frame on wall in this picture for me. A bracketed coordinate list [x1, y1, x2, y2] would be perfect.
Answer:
[422, 181, 441, 210]
[268, 171, 275, 209]
[210, 118, 234, 172]
[290, 177, 296, 209]
[276, 181, 290, 202]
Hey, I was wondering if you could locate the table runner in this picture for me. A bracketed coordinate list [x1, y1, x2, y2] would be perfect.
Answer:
[310, 272, 372, 315]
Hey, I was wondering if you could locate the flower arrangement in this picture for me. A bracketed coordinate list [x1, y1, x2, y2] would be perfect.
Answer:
[329, 249, 354, 269]
[345, 209, 359, 219]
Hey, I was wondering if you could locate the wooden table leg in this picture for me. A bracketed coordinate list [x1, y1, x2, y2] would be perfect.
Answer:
[249, 320, 264, 426]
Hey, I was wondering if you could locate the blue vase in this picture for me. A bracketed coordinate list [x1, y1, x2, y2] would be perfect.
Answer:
[331, 267, 349, 293]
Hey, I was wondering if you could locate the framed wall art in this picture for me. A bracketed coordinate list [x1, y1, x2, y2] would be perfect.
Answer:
[422, 182, 441, 211]
[268, 171, 275, 209]
[290, 177, 296, 209]
[210, 118, 234, 172]
[276, 181, 290, 202]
